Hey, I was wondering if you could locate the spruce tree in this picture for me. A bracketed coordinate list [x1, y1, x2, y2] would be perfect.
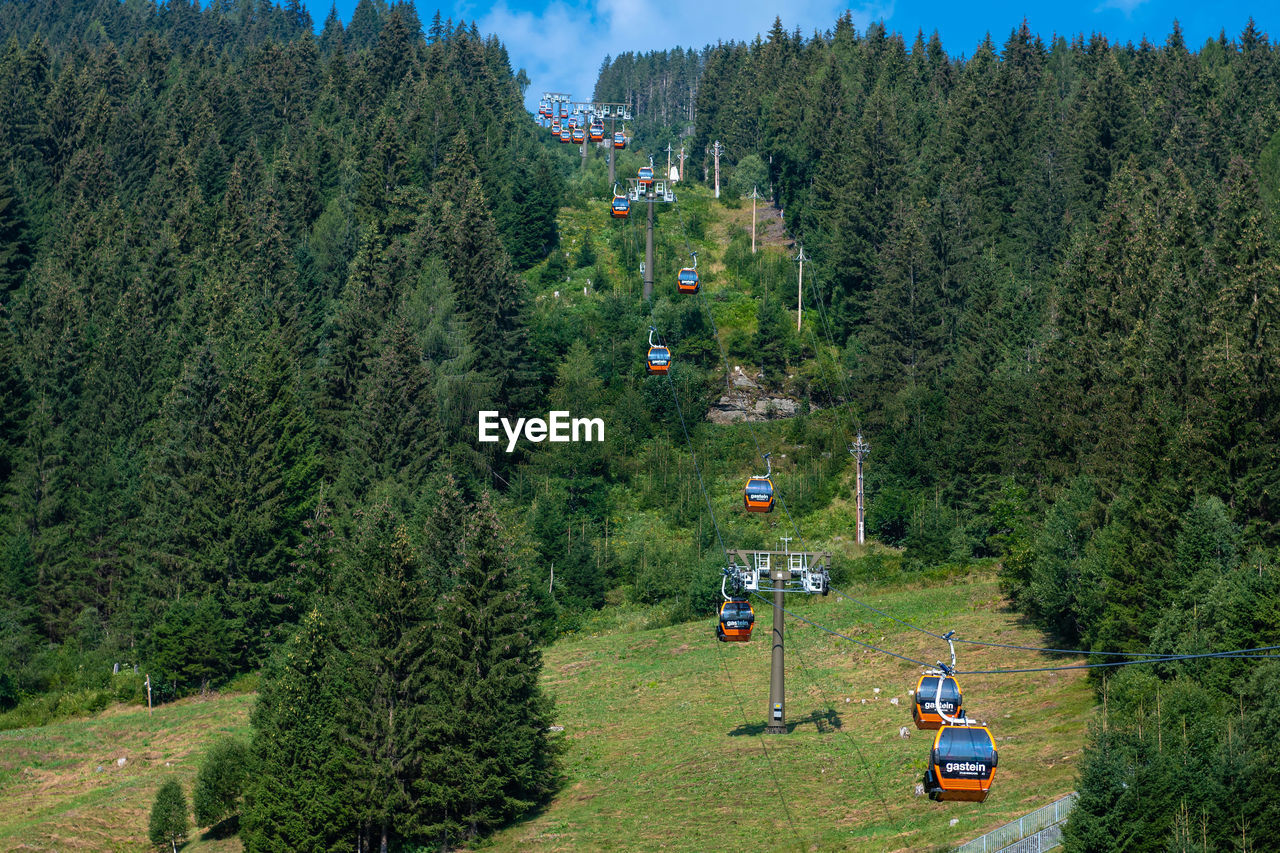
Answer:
[241, 609, 359, 851]
[416, 489, 558, 844]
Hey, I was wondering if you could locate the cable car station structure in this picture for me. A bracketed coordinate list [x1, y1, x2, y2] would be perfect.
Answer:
[541, 93, 633, 184]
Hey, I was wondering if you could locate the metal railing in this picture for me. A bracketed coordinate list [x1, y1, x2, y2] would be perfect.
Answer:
[993, 823, 1065, 853]
[954, 793, 1076, 853]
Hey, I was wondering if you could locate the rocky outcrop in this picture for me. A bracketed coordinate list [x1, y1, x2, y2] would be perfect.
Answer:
[706, 366, 815, 424]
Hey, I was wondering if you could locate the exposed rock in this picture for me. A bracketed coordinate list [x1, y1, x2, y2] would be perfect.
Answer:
[914, 783, 926, 797]
[899, 726, 910, 739]
[116, 757, 126, 767]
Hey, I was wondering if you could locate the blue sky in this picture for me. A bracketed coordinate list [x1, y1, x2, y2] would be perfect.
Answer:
[309, 0, 1274, 112]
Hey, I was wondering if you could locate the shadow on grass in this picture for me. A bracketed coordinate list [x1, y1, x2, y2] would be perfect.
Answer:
[200, 815, 239, 841]
[728, 707, 842, 737]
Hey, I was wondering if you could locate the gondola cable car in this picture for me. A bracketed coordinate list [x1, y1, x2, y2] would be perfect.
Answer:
[610, 184, 630, 218]
[638, 164, 654, 188]
[913, 632, 964, 730]
[927, 720, 998, 803]
[743, 453, 775, 512]
[716, 577, 755, 642]
[589, 121, 604, 142]
[614, 130, 626, 149]
[677, 252, 699, 294]
[646, 327, 670, 375]
[918, 637, 998, 802]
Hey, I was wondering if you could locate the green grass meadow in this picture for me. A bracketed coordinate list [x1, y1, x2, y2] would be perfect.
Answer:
[487, 569, 1094, 852]
[0, 570, 1092, 851]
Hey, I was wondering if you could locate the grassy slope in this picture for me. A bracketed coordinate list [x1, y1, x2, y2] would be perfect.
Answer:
[487, 569, 1093, 852]
[0, 573, 1092, 852]
[0, 694, 253, 851]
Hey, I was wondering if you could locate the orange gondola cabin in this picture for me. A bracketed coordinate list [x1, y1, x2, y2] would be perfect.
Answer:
[589, 121, 604, 142]
[743, 476, 774, 512]
[677, 267, 699, 294]
[638, 165, 654, 188]
[571, 127, 585, 143]
[646, 344, 671, 374]
[717, 598, 755, 642]
[559, 128, 571, 143]
[913, 675, 964, 730]
[614, 131, 626, 149]
[611, 195, 630, 218]
[926, 725, 998, 802]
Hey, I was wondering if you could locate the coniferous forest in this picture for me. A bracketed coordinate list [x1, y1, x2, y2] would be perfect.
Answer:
[2, 0, 1280, 848]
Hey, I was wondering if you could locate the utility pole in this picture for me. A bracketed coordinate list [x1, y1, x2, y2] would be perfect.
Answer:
[665, 143, 673, 182]
[768, 559, 787, 733]
[850, 433, 870, 545]
[677, 146, 687, 182]
[793, 245, 808, 331]
[145, 673, 152, 717]
[747, 185, 765, 253]
[728, 547, 832, 734]
[710, 140, 724, 198]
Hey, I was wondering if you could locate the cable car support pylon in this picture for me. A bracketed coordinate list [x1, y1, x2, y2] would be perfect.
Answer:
[726, 542, 832, 733]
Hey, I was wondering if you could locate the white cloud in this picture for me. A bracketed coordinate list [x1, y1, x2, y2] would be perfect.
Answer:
[1093, 0, 1150, 17]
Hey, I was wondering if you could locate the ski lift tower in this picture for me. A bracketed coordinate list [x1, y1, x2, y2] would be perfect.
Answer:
[576, 100, 632, 184]
[726, 542, 832, 734]
[625, 161, 676, 302]
[542, 91, 572, 123]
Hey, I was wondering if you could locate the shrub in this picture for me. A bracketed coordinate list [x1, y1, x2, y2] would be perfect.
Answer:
[193, 737, 251, 828]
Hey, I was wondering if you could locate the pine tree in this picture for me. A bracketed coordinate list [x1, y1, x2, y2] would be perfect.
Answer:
[241, 609, 360, 851]
[416, 490, 558, 844]
[0, 157, 30, 295]
[329, 501, 435, 850]
[148, 778, 190, 852]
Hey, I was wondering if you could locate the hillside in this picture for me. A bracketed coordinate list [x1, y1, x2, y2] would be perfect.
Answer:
[0, 569, 1093, 851]
[0, 692, 253, 851]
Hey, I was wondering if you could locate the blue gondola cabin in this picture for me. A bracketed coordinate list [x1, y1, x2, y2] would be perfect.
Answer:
[677, 268, 699, 294]
[646, 345, 671, 375]
[913, 675, 964, 730]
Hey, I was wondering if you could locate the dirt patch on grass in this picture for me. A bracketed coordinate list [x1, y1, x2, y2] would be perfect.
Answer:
[559, 660, 597, 676]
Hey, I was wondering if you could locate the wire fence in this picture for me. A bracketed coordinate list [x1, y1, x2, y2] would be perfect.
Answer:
[954, 793, 1076, 853]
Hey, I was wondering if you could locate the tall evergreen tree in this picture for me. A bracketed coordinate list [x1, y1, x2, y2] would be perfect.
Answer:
[416, 488, 558, 844]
